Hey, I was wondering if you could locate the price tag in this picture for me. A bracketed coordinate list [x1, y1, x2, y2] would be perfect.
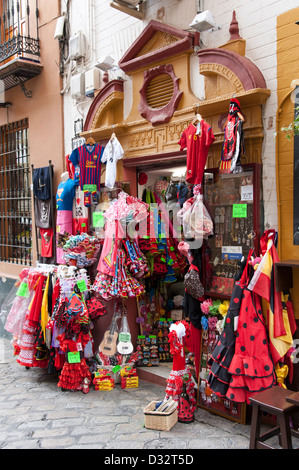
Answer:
[67, 351, 81, 363]
[232, 204, 247, 218]
[83, 184, 97, 192]
[119, 333, 131, 342]
[77, 279, 87, 292]
[93, 211, 104, 228]
[16, 282, 29, 298]
[112, 365, 121, 373]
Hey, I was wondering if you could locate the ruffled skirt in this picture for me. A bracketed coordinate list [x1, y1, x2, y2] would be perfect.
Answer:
[165, 368, 197, 412]
[225, 289, 276, 404]
[57, 358, 91, 390]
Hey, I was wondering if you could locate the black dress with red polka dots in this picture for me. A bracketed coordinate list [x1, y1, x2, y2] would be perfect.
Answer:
[208, 252, 276, 404]
[207, 282, 244, 397]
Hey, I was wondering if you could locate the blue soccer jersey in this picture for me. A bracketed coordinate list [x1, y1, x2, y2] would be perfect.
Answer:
[69, 143, 104, 190]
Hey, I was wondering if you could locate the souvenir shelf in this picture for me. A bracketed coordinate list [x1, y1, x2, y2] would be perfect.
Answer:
[203, 163, 263, 299]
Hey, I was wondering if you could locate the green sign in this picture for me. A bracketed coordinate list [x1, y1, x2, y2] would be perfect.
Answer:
[68, 351, 81, 363]
[83, 184, 97, 192]
[16, 282, 29, 298]
[93, 211, 104, 228]
[233, 204, 247, 218]
[77, 279, 88, 292]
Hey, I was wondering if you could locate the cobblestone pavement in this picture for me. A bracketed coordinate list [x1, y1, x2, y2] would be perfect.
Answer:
[0, 338, 292, 451]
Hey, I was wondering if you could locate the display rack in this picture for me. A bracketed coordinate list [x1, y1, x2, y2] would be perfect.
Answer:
[31, 160, 55, 263]
[202, 163, 263, 299]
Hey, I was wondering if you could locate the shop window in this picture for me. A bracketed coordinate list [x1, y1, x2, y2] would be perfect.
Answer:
[0, 119, 32, 265]
[138, 64, 183, 125]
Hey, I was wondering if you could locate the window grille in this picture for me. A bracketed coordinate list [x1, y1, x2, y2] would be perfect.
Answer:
[0, 118, 32, 265]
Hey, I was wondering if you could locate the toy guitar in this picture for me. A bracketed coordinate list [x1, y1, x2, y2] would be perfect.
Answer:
[99, 310, 119, 356]
[117, 307, 133, 355]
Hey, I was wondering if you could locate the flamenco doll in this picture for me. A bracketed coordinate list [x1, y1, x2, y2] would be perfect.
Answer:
[220, 98, 245, 174]
[165, 320, 196, 415]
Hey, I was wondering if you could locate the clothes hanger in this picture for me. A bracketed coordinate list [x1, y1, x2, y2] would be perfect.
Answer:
[192, 113, 202, 124]
[85, 136, 96, 145]
[110, 125, 116, 141]
[192, 103, 202, 125]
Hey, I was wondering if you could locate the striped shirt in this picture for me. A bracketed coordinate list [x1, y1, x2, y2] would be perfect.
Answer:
[69, 144, 104, 190]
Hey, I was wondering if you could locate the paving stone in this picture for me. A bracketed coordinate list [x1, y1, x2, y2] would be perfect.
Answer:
[40, 437, 76, 448]
[0, 338, 265, 450]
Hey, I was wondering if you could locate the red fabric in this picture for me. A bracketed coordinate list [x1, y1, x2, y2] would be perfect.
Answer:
[226, 288, 276, 404]
[27, 275, 46, 327]
[178, 121, 215, 185]
[72, 217, 89, 234]
[52, 280, 61, 310]
[40, 228, 53, 257]
[260, 229, 276, 256]
[57, 332, 92, 390]
[190, 323, 201, 379]
[65, 153, 75, 180]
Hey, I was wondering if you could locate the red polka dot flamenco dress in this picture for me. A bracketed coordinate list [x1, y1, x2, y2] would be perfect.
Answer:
[208, 253, 276, 404]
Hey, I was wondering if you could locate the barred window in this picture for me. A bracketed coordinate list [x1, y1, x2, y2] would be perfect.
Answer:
[0, 119, 32, 265]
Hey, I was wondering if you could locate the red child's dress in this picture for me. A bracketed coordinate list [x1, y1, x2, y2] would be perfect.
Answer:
[57, 331, 91, 391]
[165, 321, 197, 412]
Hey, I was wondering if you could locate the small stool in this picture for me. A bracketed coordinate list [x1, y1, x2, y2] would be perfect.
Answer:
[249, 386, 299, 449]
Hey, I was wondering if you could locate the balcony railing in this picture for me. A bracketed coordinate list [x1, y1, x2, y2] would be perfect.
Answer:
[0, 1, 42, 93]
[0, 0, 40, 62]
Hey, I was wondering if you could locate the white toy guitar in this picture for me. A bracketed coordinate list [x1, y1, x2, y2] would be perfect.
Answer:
[117, 308, 133, 355]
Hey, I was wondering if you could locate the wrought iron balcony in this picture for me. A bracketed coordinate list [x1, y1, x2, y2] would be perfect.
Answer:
[0, 0, 42, 96]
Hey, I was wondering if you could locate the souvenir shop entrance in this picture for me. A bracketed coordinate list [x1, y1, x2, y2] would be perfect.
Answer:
[133, 157, 195, 386]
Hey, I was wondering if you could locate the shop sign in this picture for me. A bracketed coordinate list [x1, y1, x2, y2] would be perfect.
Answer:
[241, 185, 253, 202]
[222, 246, 243, 260]
[232, 203, 247, 218]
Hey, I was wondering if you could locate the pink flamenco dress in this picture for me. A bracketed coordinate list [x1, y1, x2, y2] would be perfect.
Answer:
[165, 320, 197, 412]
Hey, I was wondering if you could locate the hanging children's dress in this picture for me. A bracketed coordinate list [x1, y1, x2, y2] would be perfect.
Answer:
[57, 330, 92, 391]
[165, 321, 197, 412]
[225, 255, 276, 404]
[17, 274, 48, 368]
[207, 254, 249, 397]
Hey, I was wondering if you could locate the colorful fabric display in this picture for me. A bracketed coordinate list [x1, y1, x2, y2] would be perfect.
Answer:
[93, 246, 145, 300]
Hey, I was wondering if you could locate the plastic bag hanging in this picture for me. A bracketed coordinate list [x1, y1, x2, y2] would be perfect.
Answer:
[178, 193, 213, 243]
